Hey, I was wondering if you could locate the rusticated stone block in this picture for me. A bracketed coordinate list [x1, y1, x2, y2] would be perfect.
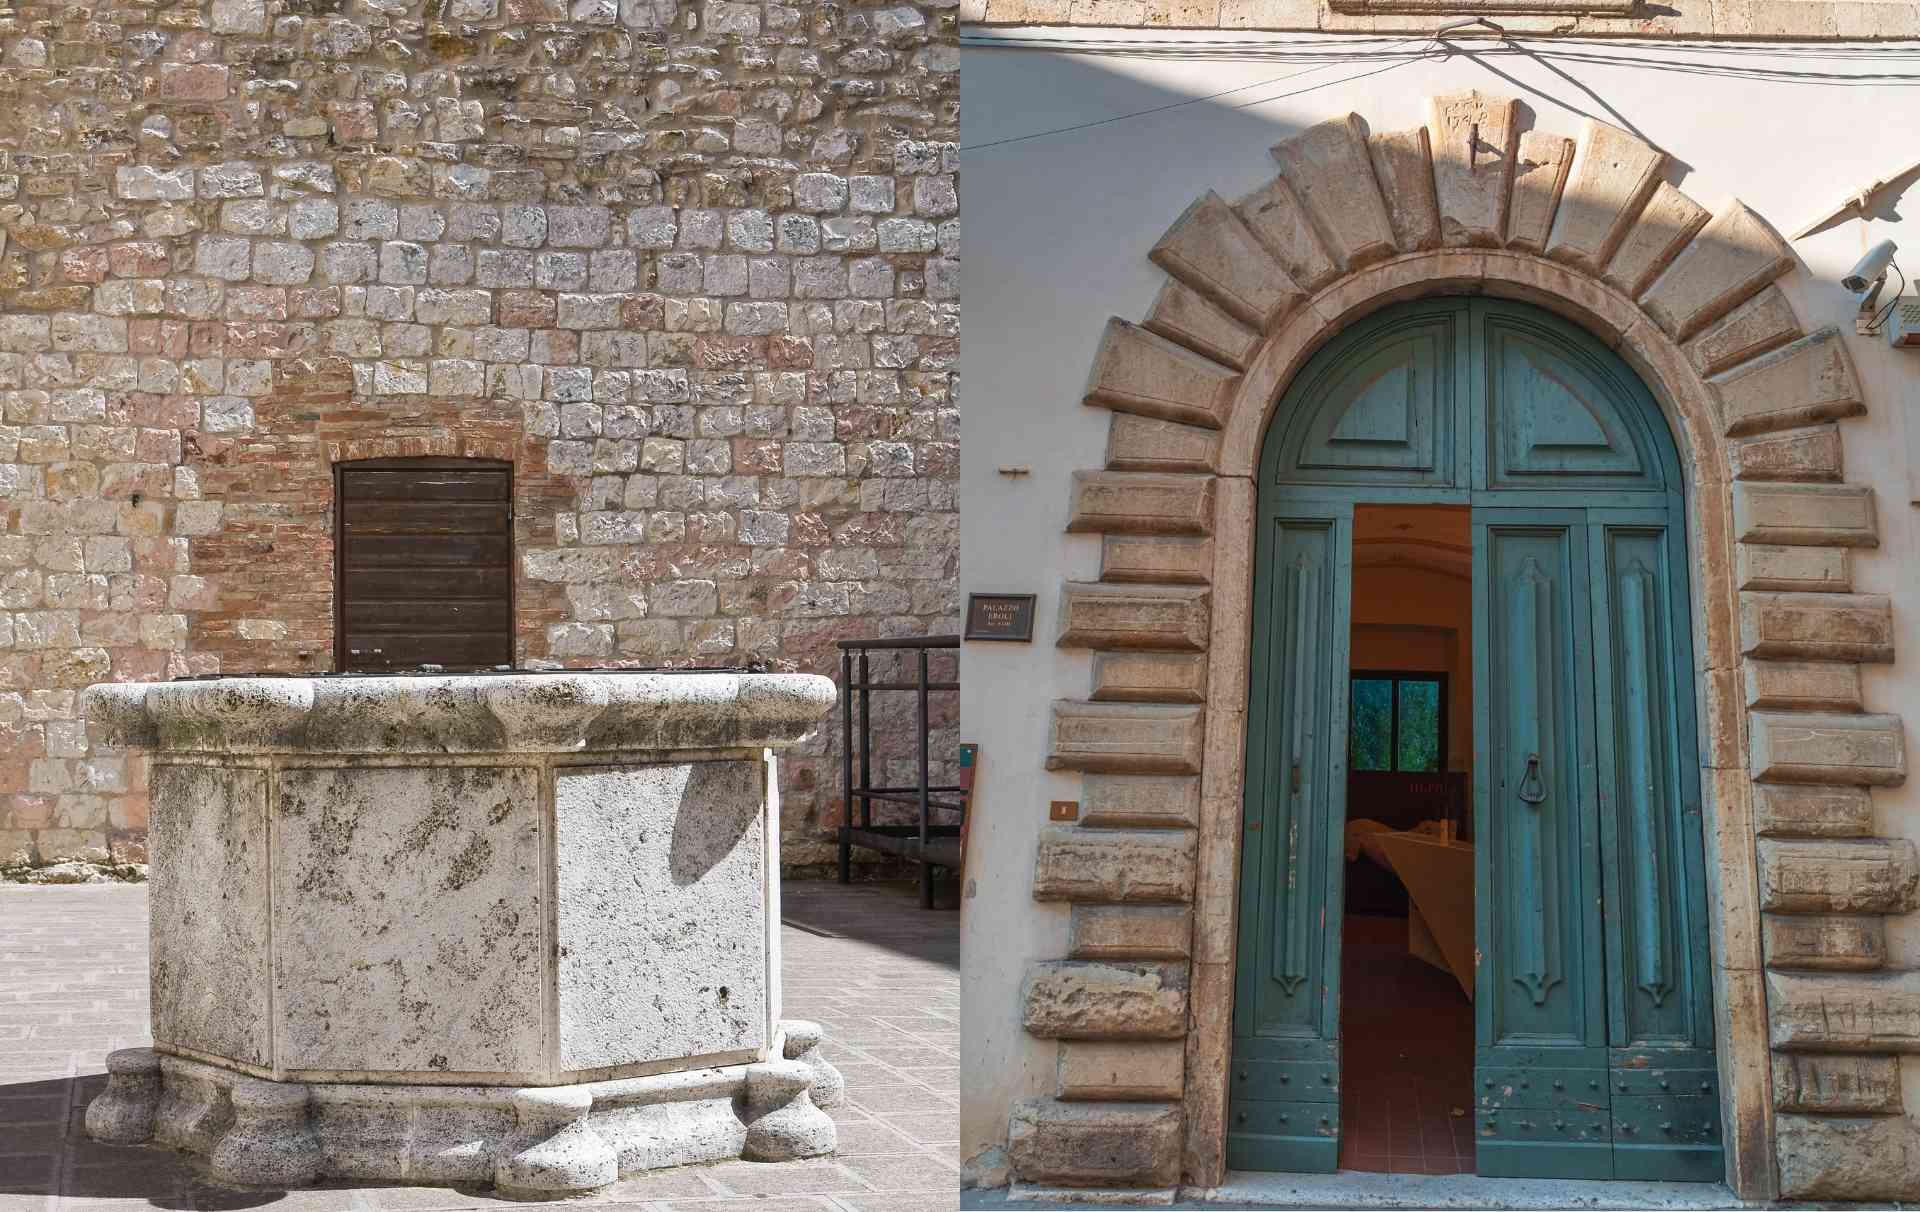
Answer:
[1764, 914, 1887, 972]
[1070, 905, 1193, 960]
[1091, 653, 1207, 704]
[1032, 826, 1197, 905]
[1046, 701, 1205, 775]
[1736, 544, 1850, 594]
[1148, 192, 1303, 329]
[1643, 199, 1796, 342]
[1771, 1052, 1902, 1113]
[1777, 1111, 1919, 1199]
[1753, 783, 1875, 838]
[1067, 472, 1213, 537]
[1546, 119, 1667, 275]
[1749, 711, 1905, 786]
[1084, 319, 1241, 430]
[1739, 592, 1892, 663]
[1710, 328, 1864, 438]
[1768, 970, 1920, 1052]
[1234, 175, 1339, 292]
[1733, 482, 1875, 547]
[1505, 130, 1573, 253]
[1080, 774, 1200, 829]
[1007, 1097, 1182, 1188]
[1426, 91, 1515, 248]
[1100, 536, 1212, 585]
[1743, 660, 1861, 713]
[1056, 582, 1210, 652]
[1758, 838, 1919, 914]
[1058, 1040, 1185, 1102]
[1605, 181, 1710, 298]
[1268, 115, 1397, 271]
[1143, 281, 1260, 371]
[1729, 425, 1843, 483]
[1021, 961, 1189, 1040]
[1105, 415, 1219, 475]
[1368, 126, 1440, 252]
[1685, 285, 1802, 377]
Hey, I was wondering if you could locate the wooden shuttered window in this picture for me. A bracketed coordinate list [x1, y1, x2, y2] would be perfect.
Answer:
[334, 458, 513, 672]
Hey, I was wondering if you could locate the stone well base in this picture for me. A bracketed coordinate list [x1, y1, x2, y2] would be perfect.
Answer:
[87, 1021, 843, 1196]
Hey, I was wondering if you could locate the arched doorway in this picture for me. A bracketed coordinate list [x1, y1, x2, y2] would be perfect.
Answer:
[1229, 297, 1720, 1181]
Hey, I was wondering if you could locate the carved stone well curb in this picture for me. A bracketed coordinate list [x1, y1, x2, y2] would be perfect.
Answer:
[79, 672, 843, 1197]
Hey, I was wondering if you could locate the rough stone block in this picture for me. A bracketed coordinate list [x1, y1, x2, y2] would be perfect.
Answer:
[1083, 319, 1241, 430]
[1067, 472, 1213, 537]
[1757, 838, 1918, 914]
[1735, 544, 1850, 594]
[1768, 970, 1920, 1051]
[1604, 181, 1711, 298]
[1368, 126, 1440, 252]
[1007, 1097, 1182, 1187]
[1143, 281, 1260, 371]
[1091, 652, 1207, 704]
[1021, 961, 1188, 1040]
[1733, 482, 1875, 548]
[1729, 425, 1843, 483]
[1776, 1111, 1919, 1198]
[1546, 119, 1667, 274]
[1764, 914, 1887, 972]
[1070, 904, 1193, 960]
[1739, 592, 1892, 662]
[1749, 710, 1905, 787]
[1046, 701, 1205, 775]
[1032, 826, 1197, 904]
[1100, 536, 1213, 585]
[1771, 1052, 1902, 1113]
[1234, 175, 1338, 292]
[1056, 581, 1210, 652]
[1713, 328, 1864, 439]
[1643, 200, 1797, 341]
[1268, 115, 1397, 271]
[1148, 192, 1302, 329]
[1079, 774, 1200, 829]
[1684, 284, 1801, 377]
[1104, 416, 1219, 475]
[1752, 783, 1875, 838]
[1743, 659, 1862, 712]
[1426, 91, 1515, 248]
[1058, 1041, 1185, 1102]
[1505, 130, 1573, 253]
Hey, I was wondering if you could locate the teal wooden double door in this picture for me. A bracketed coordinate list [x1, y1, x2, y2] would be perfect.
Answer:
[1229, 299, 1723, 1182]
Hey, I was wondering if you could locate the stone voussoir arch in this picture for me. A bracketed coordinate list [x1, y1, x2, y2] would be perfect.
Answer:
[1012, 92, 1915, 1202]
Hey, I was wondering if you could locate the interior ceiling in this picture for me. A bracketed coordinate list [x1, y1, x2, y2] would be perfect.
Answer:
[1353, 505, 1471, 579]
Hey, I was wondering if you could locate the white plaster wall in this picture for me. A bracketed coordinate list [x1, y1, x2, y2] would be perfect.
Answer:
[959, 34, 1920, 1181]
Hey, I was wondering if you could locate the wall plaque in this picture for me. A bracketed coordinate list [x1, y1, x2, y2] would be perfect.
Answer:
[965, 593, 1036, 642]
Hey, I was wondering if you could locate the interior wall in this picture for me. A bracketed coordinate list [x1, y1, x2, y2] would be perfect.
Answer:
[1350, 563, 1472, 774]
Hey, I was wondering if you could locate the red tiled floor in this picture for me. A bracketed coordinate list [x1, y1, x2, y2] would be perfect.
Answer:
[1338, 913, 1475, 1175]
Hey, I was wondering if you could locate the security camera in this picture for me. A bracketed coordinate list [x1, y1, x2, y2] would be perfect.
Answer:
[1844, 239, 1898, 294]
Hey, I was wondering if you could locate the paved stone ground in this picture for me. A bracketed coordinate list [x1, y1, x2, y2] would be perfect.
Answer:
[0, 880, 958, 1212]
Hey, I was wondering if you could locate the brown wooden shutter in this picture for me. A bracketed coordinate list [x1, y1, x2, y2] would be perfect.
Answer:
[335, 459, 513, 672]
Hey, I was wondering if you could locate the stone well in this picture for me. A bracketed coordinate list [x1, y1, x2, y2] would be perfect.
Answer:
[78, 671, 845, 1197]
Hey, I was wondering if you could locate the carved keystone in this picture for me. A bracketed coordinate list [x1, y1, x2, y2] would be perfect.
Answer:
[1749, 711, 1906, 787]
[1056, 581, 1210, 652]
[1067, 471, 1213, 537]
[1046, 701, 1204, 775]
[1753, 783, 1875, 838]
[1642, 199, 1796, 342]
[1007, 1096, 1183, 1188]
[1032, 825, 1197, 905]
[1739, 592, 1892, 663]
[1070, 904, 1194, 960]
[1711, 328, 1864, 438]
[1546, 119, 1667, 275]
[1022, 961, 1189, 1040]
[1084, 318, 1241, 430]
[1758, 838, 1920, 914]
[1733, 482, 1876, 547]
[1058, 1040, 1186, 1102]
[1426, 91, 1516, 248]
[1764, 913, 1887, 972]
[1506, 130, 1573, 253]
[1766, 970, 1920, 1052]
[1148, 192, 1302, 329]
[1269, 115, 1397, 271]
[1772, 1052, 1903, 1114]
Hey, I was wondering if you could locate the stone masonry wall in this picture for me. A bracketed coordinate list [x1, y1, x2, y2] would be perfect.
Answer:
[0, 0, 959, 866]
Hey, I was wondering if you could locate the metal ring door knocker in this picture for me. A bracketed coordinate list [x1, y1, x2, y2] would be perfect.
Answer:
[1517, 752, 1547, 805]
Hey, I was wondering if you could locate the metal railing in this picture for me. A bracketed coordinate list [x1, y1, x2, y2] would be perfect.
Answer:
[836, 635, 962, 908]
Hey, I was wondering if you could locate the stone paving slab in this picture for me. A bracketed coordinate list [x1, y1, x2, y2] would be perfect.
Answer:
[0, 880, 958, 1212]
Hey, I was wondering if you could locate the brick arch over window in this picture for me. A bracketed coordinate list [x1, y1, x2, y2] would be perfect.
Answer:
[1018, 95, 1912, 1201]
